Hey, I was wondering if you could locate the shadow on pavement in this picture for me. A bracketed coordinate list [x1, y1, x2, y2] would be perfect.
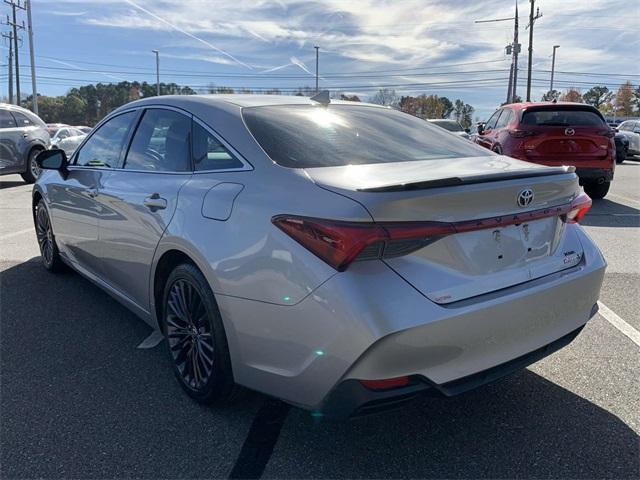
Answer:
[1, 258, 638, 479]
[581, 198, 640, 228]
[0, 258, 261, 479]
[270, 370, 639, 479]
[0, 180, 27, 190]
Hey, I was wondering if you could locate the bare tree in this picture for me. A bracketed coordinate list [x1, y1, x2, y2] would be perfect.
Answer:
[369, 88, 399, 108]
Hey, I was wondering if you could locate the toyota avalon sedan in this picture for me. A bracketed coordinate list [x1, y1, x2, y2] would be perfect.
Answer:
[33, 94, 606, 418]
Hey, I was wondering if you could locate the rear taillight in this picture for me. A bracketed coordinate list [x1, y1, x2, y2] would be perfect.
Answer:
[508, 129, 539, 138]
[271, 215, 453, 271]
[597, 129, 615, 138]
[566, 192, 592, 224]
[359, 376, 410, 390]
[274, 196, 589, 271]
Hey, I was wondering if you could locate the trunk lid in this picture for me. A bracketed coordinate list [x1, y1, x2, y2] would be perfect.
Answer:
[517, 104, 613, 165]
[306, 156, 584, 304]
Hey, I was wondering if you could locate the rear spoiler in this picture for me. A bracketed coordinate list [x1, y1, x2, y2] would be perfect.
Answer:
[358, 166, 576, 193]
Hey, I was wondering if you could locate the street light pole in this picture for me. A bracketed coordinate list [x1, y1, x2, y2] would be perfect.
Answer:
[152, 49, 160, 96]
[314, 45, 319, 93]
[550, 45, 560, 92]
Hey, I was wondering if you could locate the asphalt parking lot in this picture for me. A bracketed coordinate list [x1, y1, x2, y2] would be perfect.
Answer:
[1, 163, 639, 479]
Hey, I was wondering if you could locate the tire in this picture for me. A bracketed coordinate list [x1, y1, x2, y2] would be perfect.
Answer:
[20, 148, 43, 184]
[492, 145, 503, 154]
[616, 145, 628, 164]
[584, 181, 610, 199]
[34, 199, 66, 272]
[161, 263, 239, 404]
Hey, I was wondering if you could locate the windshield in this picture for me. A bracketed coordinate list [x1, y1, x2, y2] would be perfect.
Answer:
[430, 120, 463, 132]
[243, 105, 487, 168]
[522, 109, 605, 127]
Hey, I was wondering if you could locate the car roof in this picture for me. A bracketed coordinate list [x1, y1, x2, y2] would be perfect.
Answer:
[0, 103, 38, 115]
[502, 101, 599, 111]
[122, 94, 383, 110]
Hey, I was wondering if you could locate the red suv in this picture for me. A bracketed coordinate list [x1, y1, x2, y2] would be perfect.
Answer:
[474, 102, 615, 198]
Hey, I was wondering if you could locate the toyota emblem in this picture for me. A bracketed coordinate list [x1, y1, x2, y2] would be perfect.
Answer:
[564, 128, 575, 136]
[517, 188, 534, 208]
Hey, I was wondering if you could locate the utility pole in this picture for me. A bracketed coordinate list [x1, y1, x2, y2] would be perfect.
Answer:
[25, 0, 37, 114]
[2, 31, 13, 103]
[314, 45, 319, 93]
[525, 0, 542, 101]
[511, 2, 520, 103]
[5, 0, 25, 106]
[550, 44, 560, 92]
[475, 2, 520, 104]
[152, 49, 160, 96]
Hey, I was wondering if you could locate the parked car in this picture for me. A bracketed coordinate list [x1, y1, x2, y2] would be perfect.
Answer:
[46, 123, 69, 134]
[33, 95, 605, 418]
[50, 126, 87, 157]
[614, 132, 630, 164]
[474, 102, 616, 199]
[75, 125, 92, 134]
[427, 119, 470, 139]
[0, 103, 50, 183]
[616, 120, 640, 156]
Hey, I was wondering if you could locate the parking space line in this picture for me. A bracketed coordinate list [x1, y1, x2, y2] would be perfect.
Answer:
[0, 228, 33, 241]
[598, 301, 640, 347]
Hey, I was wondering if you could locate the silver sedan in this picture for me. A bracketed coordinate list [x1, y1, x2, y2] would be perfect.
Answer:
[32, 94, 606, 418]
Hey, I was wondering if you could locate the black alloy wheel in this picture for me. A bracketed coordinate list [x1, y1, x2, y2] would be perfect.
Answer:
[162, 263, 238, 404]
[35, 200, 64, 272]
[166, 278, 216, 391]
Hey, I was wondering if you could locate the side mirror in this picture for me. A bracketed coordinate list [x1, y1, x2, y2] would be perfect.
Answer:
[477, 123, 485, 135]
[37, 149, 68, 171]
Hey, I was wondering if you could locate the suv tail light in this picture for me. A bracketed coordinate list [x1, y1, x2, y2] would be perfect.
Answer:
[597, 129, 615, 138]
[566, 192, 592, 224]
[273, 196, 590, 271]
[508, 129, 539, 138]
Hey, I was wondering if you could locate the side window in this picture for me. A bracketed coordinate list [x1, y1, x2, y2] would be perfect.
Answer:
[485, 110, 502, 130]
[192, 121, 243, 171]
[619, 122, 630, 131]
[76, 111, 137, 168]
[495, 109, 513, 129]
[57, 129, 70, 140]
[11, 111, 34, 127]
[0, 110, 17, 128]
[124, 109, 191, 172]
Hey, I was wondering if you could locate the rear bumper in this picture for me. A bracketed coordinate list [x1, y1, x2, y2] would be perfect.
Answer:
[575, 167, 614, 181]
[220, 227, 606, 412]
[321, 323, 589, 419]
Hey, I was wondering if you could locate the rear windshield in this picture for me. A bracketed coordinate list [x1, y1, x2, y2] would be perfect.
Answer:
[430, 120, 463, 132]
[522, 109, 605, 127]
[243, 105, 487, 168]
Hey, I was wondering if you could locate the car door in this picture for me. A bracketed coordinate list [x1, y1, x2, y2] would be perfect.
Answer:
[46, 110, 138, 276]
[492, 108, 514, 153]
[476, 110, 503, 150]
[0, 109, 22, 174]
[97, 107, 193, 310]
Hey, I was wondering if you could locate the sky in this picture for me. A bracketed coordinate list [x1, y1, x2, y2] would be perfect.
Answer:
[0, 0, 638, 119]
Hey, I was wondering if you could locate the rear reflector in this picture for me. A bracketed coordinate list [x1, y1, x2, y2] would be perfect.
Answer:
[273, 194, 589, 271]
[359, 376, 410, 390]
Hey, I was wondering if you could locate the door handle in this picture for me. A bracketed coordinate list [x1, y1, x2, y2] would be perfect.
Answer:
[143, 193, 167, 210]
[85, 188, 98, 198]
